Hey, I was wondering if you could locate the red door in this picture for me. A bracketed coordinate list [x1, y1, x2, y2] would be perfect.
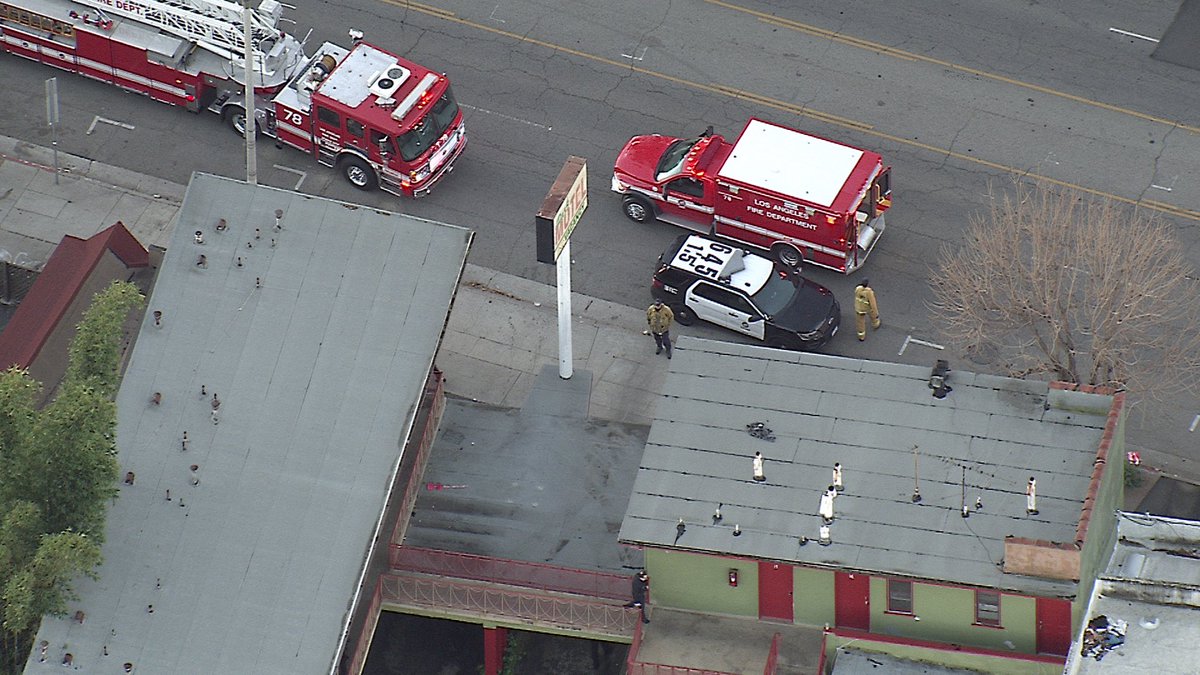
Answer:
[1036, 597, 1072, 655]
[758, 561, 793, 622]
[835, 572, 870, 631]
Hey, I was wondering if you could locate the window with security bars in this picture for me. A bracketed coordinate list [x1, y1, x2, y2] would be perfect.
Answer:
[887, 579, 913, 614]
[975, 590, 1001, 626]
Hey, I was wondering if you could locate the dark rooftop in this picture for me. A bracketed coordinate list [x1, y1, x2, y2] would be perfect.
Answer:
[404, 366, 649, 573]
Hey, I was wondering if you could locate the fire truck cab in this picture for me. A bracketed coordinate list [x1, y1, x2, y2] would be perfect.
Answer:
[271, 39, 467, 198]
[2, 0, 466, 198]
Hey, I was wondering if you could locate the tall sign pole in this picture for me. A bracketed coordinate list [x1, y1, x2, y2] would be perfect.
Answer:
[535, 157, 588, 379]
[45, 78, 60, 185]
[242, 0, 257, 184]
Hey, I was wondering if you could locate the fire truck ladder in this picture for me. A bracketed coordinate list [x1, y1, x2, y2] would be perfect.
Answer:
[75, 0, 286, 62]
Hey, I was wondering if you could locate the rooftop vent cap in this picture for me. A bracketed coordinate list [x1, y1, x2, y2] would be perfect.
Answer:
[929, 359, 952, 398]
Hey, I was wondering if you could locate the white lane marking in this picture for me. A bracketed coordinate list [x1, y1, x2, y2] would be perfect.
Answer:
[273, 165, 307, 190]
[459, 104, 551, 131]
[621, 46, 648, 61]
[86, 116, 136, 135]
[1109, 27, 1159, 43]
[899, 335, 945, 356]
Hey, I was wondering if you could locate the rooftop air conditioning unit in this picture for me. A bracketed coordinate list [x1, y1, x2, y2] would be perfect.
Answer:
[369, 65, 411, 100]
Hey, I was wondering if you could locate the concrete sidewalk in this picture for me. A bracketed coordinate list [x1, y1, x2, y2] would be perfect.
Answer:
[0, 135, 665, 425]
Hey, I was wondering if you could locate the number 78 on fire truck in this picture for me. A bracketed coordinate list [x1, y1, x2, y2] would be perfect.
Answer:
[0, 0, 466, 197]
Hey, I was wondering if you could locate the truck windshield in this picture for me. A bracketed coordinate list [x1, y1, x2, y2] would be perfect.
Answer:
[655, 138, 699, 182]
[397, 86, 461, 162]
[750, 273, 797, 317]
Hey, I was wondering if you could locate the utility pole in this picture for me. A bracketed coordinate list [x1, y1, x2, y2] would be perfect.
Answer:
[45, 78, 60, 183]
[242, 0, 257, 184]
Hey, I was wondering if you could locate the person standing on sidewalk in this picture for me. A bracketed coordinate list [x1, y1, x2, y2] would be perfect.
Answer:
[623, 571, 651, 623]
[853, 279, 881, 341]
[646, 301, 674, 359]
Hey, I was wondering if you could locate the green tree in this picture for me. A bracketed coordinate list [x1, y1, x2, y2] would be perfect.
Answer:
[0, 369, 39, 510]
[2, 532, 101, 635]
[22, 382, 119, 539]
[0, 281, 143, 672]
[65, 280, 143, 397]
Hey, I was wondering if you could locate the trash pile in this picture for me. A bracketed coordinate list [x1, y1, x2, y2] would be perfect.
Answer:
[1081, 615, 1126, 661]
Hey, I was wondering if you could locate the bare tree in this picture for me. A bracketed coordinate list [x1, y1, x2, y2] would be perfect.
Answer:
[929, 180, 1200, 403]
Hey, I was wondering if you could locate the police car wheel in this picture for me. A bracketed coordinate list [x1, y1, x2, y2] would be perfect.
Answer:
[340, 156, 378, 191]
[772, 245, 803, 269]
[622, 195, 654, 223]
[672, 305, 695, 326]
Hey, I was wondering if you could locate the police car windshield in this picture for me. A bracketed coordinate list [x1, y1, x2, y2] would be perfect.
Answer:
[655, 138, 698, 182]
[751, 273, 797, 317]
[397, 87, 460, 162]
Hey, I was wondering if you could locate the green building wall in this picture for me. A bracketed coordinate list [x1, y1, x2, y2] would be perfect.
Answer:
[645, 549, 839, 623]
[646, 548, 1049, 655]
[644, 548, 758, 617]
[870, 580, 1037, 653]
[793, 566, 835, 626]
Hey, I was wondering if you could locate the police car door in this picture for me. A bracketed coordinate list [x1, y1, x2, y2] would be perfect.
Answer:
[688, 282, 766, 340]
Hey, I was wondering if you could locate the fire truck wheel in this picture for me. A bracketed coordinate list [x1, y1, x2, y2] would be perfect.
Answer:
[222, 106, 254, 137]
[771, 244, 804, 269]
[622, 195, 655, 223]
[339, 156, 378, 191]
[671, 304, 695, 326]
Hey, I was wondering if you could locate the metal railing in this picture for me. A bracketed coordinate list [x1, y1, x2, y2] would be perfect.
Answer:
[389, 546, 630, 600]
[380, 573, 637, 637]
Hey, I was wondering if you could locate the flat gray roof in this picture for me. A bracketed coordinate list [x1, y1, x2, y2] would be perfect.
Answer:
[26, 173, 471, 674]
[619, 337, 1114, 596]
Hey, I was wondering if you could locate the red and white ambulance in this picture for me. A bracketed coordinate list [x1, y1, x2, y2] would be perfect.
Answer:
[1, 0, 466, 197]
[612, 119, 892, 273]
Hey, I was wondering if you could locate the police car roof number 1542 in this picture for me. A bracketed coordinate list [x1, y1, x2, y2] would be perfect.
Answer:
[671, 237, 744, 281]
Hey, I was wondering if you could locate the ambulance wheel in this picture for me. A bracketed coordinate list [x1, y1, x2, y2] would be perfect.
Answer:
[671, 304, 695, 326]
[771, 244, 804, 269]
[622, 195, 655, 224]
[223, 106, 253, 137]
[339, 156, 378, 191]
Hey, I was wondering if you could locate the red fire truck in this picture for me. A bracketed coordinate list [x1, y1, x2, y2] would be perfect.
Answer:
[612, 119, 891, 273]
[271, 38, 466, 197]
[0, 0, 466, 197]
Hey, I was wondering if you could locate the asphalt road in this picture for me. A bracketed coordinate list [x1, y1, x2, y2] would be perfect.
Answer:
[3, 0, 1199, 477]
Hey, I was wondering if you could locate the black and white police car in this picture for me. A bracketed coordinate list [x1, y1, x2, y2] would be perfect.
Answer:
[652, 234, 840, 350]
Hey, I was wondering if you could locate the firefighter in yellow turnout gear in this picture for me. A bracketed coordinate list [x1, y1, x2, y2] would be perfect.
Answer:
[853, 280, 881, 341]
